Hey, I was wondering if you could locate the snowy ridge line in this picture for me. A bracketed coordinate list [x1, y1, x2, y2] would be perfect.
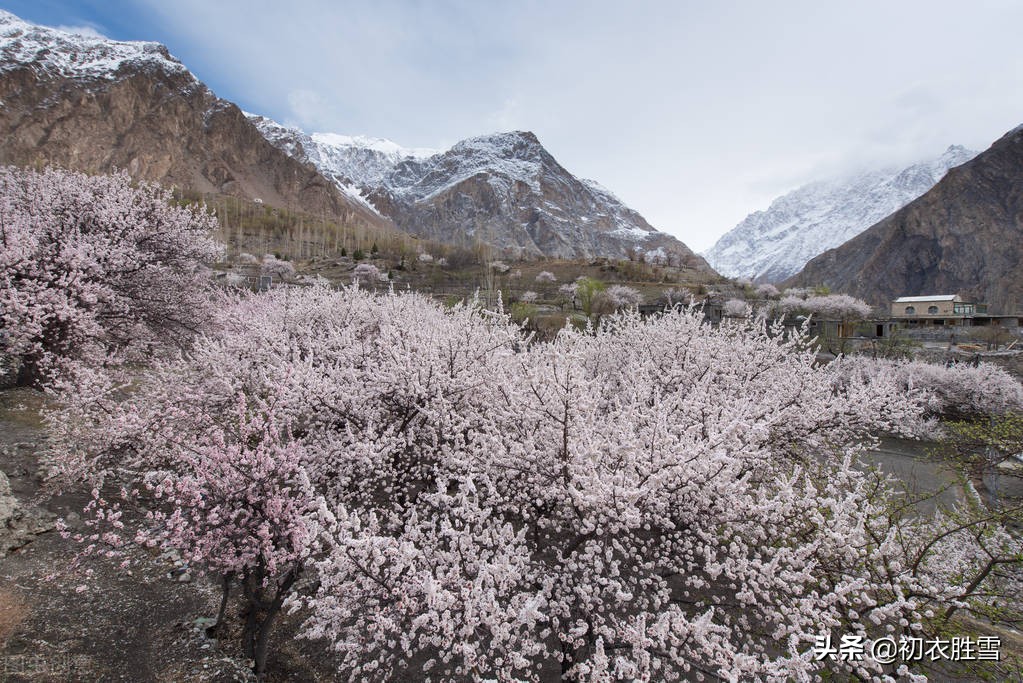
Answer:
[0, 10, 193, 82]
[247, 113, 694, 260]
[704, 145, 978, 282]
[246, 113, 440, 192]
[311, 132, 438, 161]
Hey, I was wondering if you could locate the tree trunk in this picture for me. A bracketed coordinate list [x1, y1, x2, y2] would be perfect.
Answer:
[240, 564, 301, 682]
[14, 356, 43, 388]
[560, 641, 577, 680]
[207, 573, 232, 637]
[241, 569, 262, 661]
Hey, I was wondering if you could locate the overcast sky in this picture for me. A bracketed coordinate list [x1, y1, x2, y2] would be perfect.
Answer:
[7, 1, 1023, 251]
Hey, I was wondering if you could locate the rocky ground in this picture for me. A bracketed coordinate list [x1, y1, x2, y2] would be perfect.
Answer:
[0, 389, 345, 682]
[3, 384, 1022, 682]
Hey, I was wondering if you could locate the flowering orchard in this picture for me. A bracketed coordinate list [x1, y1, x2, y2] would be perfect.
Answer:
[48, 284, 1023, 681]
[772, 292, 874, 321]
[0, 167, 222, 386]
[830, 355, 1023, 422]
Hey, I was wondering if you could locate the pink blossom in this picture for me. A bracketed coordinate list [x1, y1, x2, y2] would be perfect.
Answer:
[0, 167, 222, 387]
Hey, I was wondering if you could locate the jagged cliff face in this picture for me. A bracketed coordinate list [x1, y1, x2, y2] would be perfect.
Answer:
[0, 11, 388, 230]
[705, 146, 977, 283]
[0, 10, 708, 266]
[370, 131, 708, 263]
[251, 116, 711, 266]
[246, 114, 437, 218]
[788, 125, 1023, 313]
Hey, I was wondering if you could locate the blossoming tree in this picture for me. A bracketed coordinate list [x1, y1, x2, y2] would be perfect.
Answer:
[49, 286, 1023, 681]
[0, 167, 222, 386]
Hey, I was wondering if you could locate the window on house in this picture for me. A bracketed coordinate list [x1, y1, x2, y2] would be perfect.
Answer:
[905, 306, 916, 315]
[928, 305, 939, 314]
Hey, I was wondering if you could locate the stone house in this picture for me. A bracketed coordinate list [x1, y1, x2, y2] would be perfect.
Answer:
[891, 295, 987, 325]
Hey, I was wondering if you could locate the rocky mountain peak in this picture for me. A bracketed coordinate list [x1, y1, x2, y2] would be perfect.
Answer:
[380, 130, 558, 203]
[0, 10, 192, 83]
[704, 145, 977, 282]
[450, 130, 542, 156]
[941, 144, 972, 162]
[248, 114, 710, 265]
[245, 112, 439, 207]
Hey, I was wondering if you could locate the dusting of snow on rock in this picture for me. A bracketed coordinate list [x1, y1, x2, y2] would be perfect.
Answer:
[704, 145, 978, 282]
[581, 180, 657, 241]
[246, 113, 439, 208]
[311, 133, 438, 192]
[580, 178, 620, 203]
[383, 131, 547, 201]
[247, 113, 429, 214]
[312, 133, 437, 162]
[249, 119, 706, 263]
[0, 9, 193, 82]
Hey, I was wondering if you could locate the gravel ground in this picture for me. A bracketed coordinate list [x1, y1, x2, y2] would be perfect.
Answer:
[0, 388, 344, 682]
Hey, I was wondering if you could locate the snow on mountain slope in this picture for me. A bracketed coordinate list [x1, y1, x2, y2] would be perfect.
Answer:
[789, 124, 1023, 313]
[365, 130, 708, 263]
[246, 113, 439, 213]
[381, 131, 549, 201]
[704, 145, 977, 282]
[0, 10, 193, 83]
[0, 10, 389, 230]
[250, 116, 710, 263]
[246, 114, 437, 185]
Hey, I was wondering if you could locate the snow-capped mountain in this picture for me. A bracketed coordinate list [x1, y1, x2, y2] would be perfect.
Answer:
[0, 8, 707, 265]
[790, 126, 1023, 313]
[248, 114, 436, 189]
[0, 10, 387, 230]
[251, 116, 710, 264]
[0, 9, 192, 82]
[247, 114, 438, 215]
[704, 145, 977, 282]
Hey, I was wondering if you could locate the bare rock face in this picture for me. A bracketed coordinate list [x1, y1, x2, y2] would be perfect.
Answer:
[252, 117, 712, 267]
[0, 469, 54, 556]
[0, 11, 388, 231]
[788, 125, 1023, 313]
[705, 146, 977, 283]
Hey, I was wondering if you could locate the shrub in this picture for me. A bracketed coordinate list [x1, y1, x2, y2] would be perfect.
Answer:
[723, 298, 749, 317]
[352, 263, 382, 283]
[535, 270, 557, 284]
[260, 255, 296, 280]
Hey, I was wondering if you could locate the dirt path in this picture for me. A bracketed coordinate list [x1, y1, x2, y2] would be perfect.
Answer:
[0, 389, 340, 682]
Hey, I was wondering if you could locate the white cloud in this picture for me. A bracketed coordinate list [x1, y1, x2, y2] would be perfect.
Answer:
[54, 23, 106, 39]
[135, 0, 1023, 251]
[285, 89, 334, 131]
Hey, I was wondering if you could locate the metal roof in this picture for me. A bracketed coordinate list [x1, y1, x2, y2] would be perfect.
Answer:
[893, 295, 958, 303]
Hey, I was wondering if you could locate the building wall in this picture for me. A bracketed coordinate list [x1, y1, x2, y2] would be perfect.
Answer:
[891, 299, 956, 317]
